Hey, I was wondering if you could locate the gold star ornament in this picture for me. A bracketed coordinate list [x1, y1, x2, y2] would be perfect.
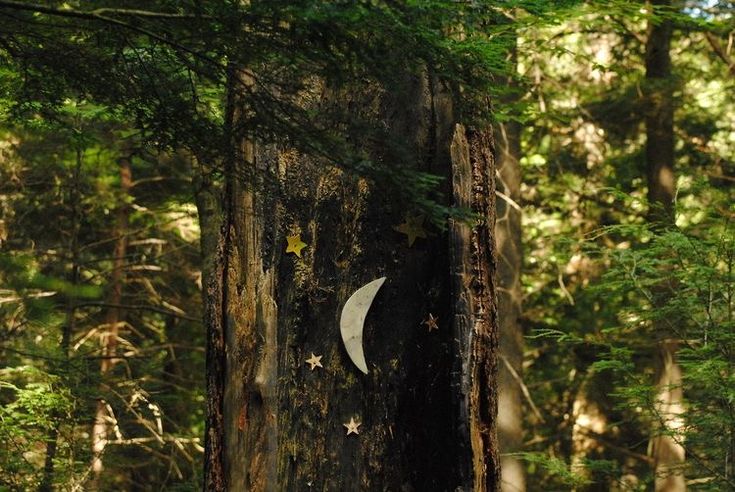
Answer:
[305, 353, 323, 371]
[286, 234, 307, 257]
[343, 417, 361, 436]
[422, 313, 439, 332]
[393, 215, 428, 247]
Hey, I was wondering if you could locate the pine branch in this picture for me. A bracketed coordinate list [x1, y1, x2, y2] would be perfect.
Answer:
[0, 1, 207, 20]
[0, 0, 223, 71]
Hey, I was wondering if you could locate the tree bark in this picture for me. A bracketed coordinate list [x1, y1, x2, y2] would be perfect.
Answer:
[645, 2, 685, 490]
[494, 43, 526, 492]
[91, 154, 132, 487]
[202, 67, 239, 492]
[570, 377, 608, 491]
[203, 71, 500, 490]
[646, 1, 676, 226]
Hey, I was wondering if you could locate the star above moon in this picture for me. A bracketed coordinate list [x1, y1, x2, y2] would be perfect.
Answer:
[305, 353, 323, 370]
[393, 215, 428, 247]
[343, 417, 361, 436]
[286, 234, 307, 257]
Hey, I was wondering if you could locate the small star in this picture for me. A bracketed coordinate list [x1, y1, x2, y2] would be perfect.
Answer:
[422, 313, 439, 332]
[305, 353, 323, 371]
[286, 234, 307, 257]
[393, 215, 428, 247]
[343, 417, 361, 436]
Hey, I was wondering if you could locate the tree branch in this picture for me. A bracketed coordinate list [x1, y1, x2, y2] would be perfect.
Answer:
[74, 302, 200, 322]
[0, 1, 207, 20]
[0, 0, 224, 71]
[704, 31, 735, 76]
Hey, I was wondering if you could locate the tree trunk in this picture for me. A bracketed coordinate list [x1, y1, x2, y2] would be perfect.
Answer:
[645, 1, 676, 226]
[494, 43, 526, 492]
[203, 71, 501, 490]
[570, 377, 608, 491]
[645, 2, 685, 490]
[39, 145, 83, 492]
[91, 154, 132, 487]
[649, 340, 685, 491]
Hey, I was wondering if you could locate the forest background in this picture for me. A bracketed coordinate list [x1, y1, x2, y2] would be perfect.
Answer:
[1, 0, 734, 491]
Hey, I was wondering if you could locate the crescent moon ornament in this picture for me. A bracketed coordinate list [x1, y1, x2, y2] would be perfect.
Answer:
[339, 277, 386, 374]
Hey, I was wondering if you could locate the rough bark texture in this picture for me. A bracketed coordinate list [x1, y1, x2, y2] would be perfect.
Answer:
[195, 157, 225, 487]
[202, 68, 240, 492]
[645, 2, 685, 490]
[203, 72, 500, 490]
[494, 67, 525, 492]
[449, 125, 502, 491]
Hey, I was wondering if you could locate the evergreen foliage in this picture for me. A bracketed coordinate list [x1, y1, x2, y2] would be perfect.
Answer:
[0, 0, 734, 489]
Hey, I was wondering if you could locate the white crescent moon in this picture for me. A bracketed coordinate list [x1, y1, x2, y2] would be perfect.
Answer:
[339, 277, 386, 374]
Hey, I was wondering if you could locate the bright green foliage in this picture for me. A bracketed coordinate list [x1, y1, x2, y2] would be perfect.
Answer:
[592, 209, 735, 490]
[0, 366, 75, 489]
[517, 0, 735, 489]
[0, 102, 205, 489]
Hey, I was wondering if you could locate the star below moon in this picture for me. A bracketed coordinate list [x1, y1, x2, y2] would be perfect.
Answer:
[393, 215, 428, 247]
[422, 313, 439, 332]
[286, 234, 307, 257]
[305, 353, 323, 370]
[343, 417, 361, 436]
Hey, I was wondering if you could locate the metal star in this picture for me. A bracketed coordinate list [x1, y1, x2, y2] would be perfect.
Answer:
[286, 234, 307, 257]
[393, 215, 428, 247]
[343, 417, 361, 436]
[422, 313, 439, 332]
[305, 353, 323, 371]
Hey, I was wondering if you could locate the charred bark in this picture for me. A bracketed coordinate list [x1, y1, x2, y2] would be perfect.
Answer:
[202, 68, 239, 492]
[449, 125, 502, 490]
[203, 71, 500, 491]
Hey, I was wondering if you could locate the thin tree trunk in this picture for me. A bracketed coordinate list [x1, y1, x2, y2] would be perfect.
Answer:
[645, 2, 685, 490]
[650, 340, 685, 491]
[90, 153, 132, 487]
[494, 42, 526, 492]
[39, 147, 83, 492]
[203, 71, 500, 490]
[570, 378, 608, 491]
[646, 1, 676, 226]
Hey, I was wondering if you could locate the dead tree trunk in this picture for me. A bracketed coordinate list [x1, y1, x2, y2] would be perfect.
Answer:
[645, 2, 685, 490]
[203, 72, 501, 490]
